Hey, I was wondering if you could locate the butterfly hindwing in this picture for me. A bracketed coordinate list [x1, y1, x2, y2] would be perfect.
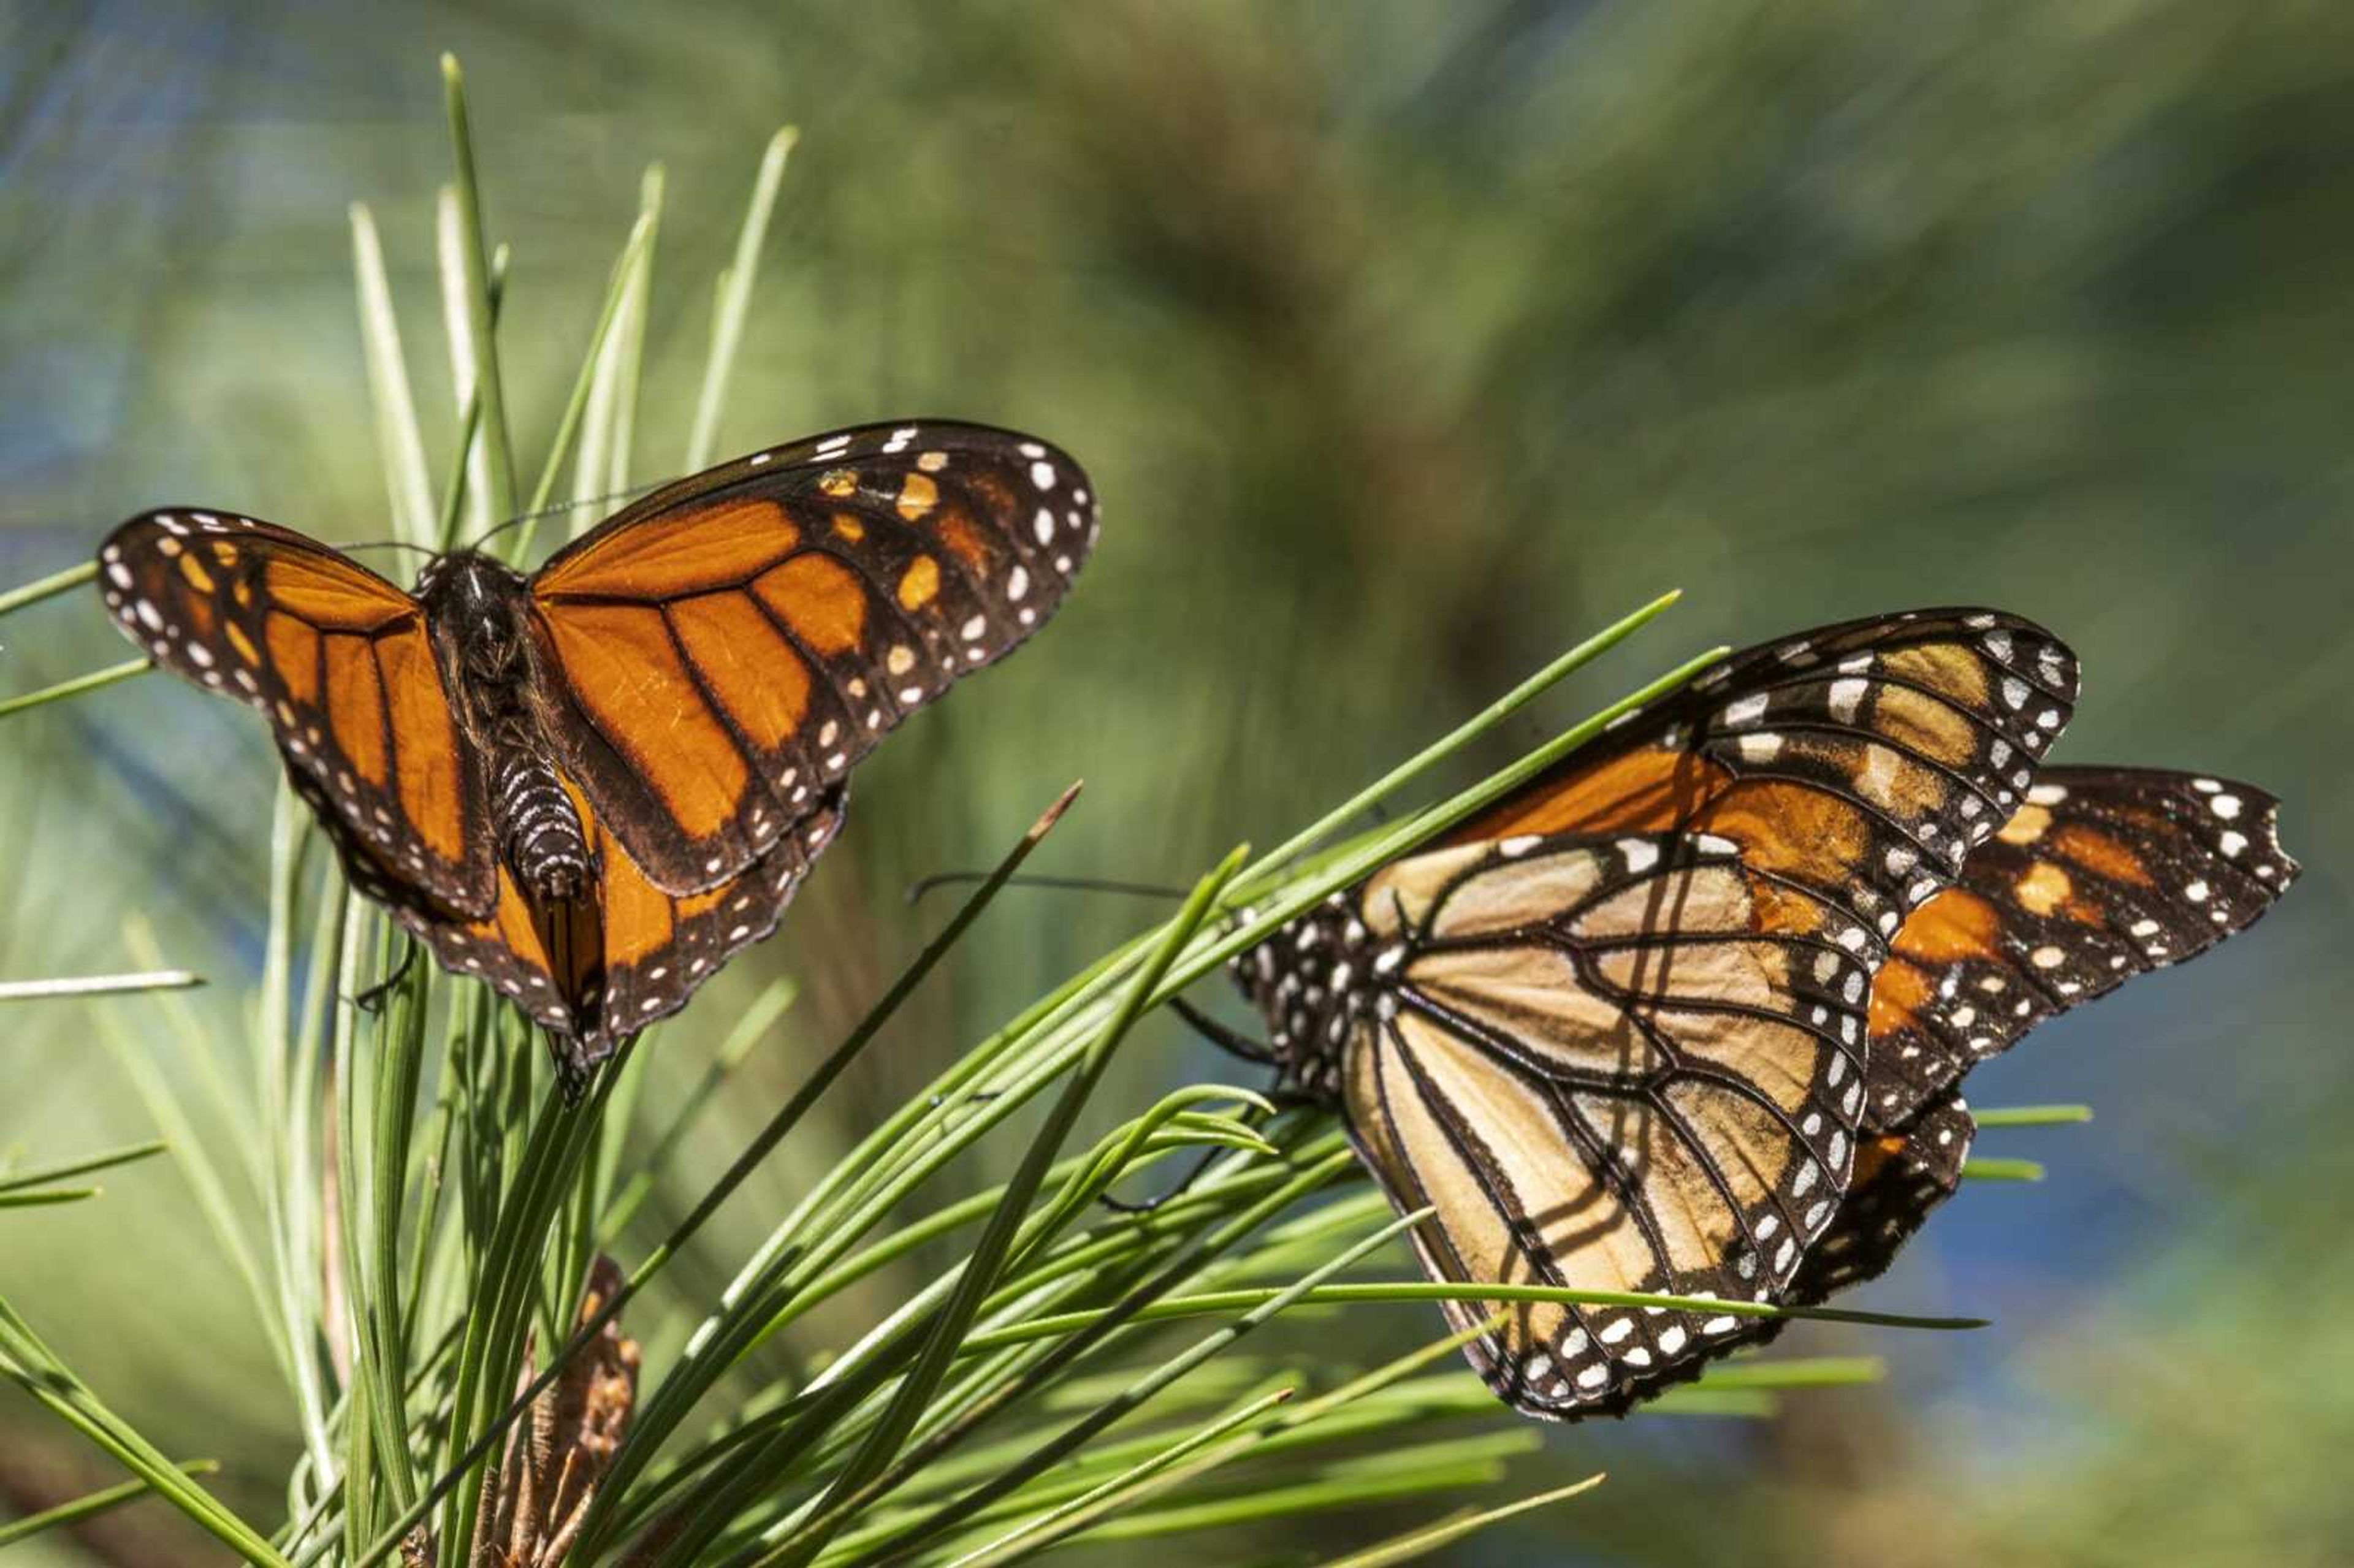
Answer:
[1864, 767, 2298, 1129]
[1318, 830, 1868, 1418]
[396, 780, 848, 1068]
[527, 421, 1096, 895]
[99, 510, 496, 921]
[1793, 1093, 1975, 1303]
[1695, 1091, 1979, 1366]
[586, 785, 847, 1048]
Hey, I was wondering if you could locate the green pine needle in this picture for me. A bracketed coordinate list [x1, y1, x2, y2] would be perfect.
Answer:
[1962, 1157, 2048, 1182]
[0, 658, 152, 722]
[1973, 1103, 2095, 1127]
[0, 559, 99, 620]
[0, 1459, 221, 1548]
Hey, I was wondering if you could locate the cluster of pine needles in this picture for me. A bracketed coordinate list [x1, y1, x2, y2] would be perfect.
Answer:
[0, 56, 2076, 1567]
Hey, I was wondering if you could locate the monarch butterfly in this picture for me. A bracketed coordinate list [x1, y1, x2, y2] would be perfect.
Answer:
[1228, 610, 2295, 1417]
[99, 421, 1098, 1086]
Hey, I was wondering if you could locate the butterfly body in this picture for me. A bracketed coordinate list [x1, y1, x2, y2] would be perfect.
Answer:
[416, 550, 593, 904]
[101, 421, 1098, 1083]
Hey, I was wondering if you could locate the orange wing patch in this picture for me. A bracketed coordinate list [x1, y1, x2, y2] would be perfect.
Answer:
[1887, 889, 2002, 964]
[376, 629, 468, 866]
[538, 601, 750, 843]
[667, 592, 813, 752]
[267, 612, 322, 702]
[1455, 749, 1716, 840]
[895, 473, 939, 521]
[264, 553, 413, 631]
[598, 825, 679, 970]
[755, 555, 867, 655]
[896, 555, 942, 612]
[2049, 823, 2156, 886]
[534, 497, 800, 598]
[935, 512, 995, 579]
[324, 635, 389, 786]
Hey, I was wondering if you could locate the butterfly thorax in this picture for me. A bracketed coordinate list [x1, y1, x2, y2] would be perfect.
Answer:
[419, 552, 593, 903]
[1228, 892, 1388, 1102]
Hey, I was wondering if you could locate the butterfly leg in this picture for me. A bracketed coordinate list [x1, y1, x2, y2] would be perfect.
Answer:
[1097, 1095, 1314, 1214]
[1168, 995, 1276, 1066]
[1098, 1143, 1233, 1216]
[351, 932, 421, 1014]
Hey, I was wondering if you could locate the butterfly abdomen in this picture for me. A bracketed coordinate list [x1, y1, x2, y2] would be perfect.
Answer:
[492, 749, 592, 900]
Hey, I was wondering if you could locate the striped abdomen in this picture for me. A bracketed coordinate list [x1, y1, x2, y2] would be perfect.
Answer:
[492, 748, 591, 900]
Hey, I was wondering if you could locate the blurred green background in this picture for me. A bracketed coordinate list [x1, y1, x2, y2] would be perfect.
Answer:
[2, 1, 2349, 1562]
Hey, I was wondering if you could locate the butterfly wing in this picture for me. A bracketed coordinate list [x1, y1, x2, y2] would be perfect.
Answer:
[98, 510, 495, 919]
[1864, 767, 2299, 1129]
[527, 421, 1096, 895]
[1791, 1093, 1975, 1304]
[1335, 831, 1881, 1418]
[396, 779, 848, 1075]
[1458, 609, 2082, 951]
[1643, 767, 2295, 1344]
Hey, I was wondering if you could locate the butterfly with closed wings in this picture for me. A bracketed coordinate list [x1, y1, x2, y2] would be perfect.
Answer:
[1225, 609, 2295, 1418]
[99, 421, 1098, 1089]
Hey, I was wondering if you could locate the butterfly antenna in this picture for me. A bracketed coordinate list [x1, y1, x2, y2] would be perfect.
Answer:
[471, 478, 675, 551]
[904, 871, 1192, 906]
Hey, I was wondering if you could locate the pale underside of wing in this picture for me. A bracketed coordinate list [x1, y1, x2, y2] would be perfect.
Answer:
[526, 421, 1096, 896]
[99, 508, 495, 921]
[1338, 831, 1870, 1419]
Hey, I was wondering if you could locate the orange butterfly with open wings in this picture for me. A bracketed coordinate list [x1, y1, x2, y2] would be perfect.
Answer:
[100, 421, 1097, 1086]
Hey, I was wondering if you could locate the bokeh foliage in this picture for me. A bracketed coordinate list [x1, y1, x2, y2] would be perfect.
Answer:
[2, 2, 2348, 1564]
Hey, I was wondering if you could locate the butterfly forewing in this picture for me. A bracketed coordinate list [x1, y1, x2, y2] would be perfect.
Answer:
[1460, 609, 2082, 955]
[99, 510, 496, 921]
[1865, 766, 2298, 1128]
[528, 421, 1097, 895]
